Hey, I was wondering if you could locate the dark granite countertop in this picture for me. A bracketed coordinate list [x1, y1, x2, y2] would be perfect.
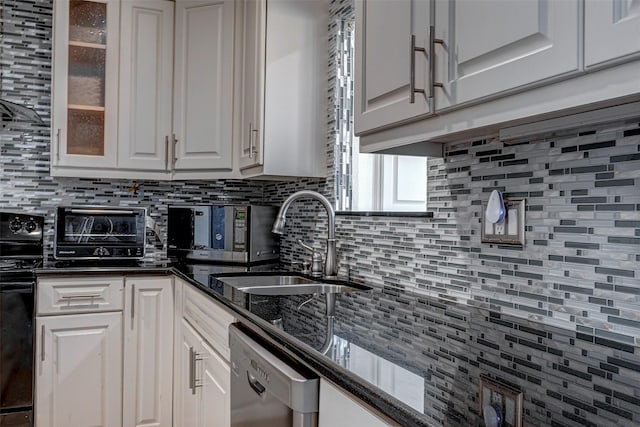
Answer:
[35, 261, 431, 426]
[36, 261, 640, 427]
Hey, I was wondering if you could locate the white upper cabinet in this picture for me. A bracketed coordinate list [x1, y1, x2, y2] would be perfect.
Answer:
[434, 0, 579, 109]
[584, 0, 640, 67]
[354, 0, 432, 134]
[238, 0, 265, 170]
[52, 0, 120, 169]
[238, 0, 328, 179]
[173, 0, 235, 173]
[52, 0, 236, 179]
[355, 0, 640, 153]
[118, 0, 174, 172]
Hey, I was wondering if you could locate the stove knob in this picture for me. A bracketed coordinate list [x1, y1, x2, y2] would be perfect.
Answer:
[8, 218, 23, 233]
[24, 220, 38, 233]
[94, 247, 110, 257]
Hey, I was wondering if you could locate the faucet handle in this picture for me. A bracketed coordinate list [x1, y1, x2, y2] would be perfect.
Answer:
[291, 261, 312, 275]
[297, 240, 323, 277]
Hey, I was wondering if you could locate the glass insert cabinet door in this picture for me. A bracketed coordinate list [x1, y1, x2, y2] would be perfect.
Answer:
[52, 0, 119, 168]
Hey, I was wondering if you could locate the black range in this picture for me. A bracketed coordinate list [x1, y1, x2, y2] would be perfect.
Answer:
[0, 212, 44, 427]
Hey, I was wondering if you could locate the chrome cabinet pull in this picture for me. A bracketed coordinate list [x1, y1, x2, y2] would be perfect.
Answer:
[248, 122, 259, 159]
[189, 346, 203, 394]
[429, 25, 444, 99]
[130, 284, 135, 329]
[40, 324, 45, 362]
[251, 127, 259, 159]
[409, 35, 426, 104]
[60, 294, 101, 300]
[248, 122, 253, 159]
[172, 134, 178, 166]
[188, 346, 193, 392]
[164, 135, 170, 171]
[56, 128, 61, 161]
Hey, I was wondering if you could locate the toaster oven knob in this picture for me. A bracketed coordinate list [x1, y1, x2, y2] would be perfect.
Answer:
[94, 247, 110, 257]
[24, 220, 38, 233]
[9, 218, 23, 233]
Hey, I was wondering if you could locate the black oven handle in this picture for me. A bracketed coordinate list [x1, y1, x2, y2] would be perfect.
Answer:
[68, 209, 139, 215]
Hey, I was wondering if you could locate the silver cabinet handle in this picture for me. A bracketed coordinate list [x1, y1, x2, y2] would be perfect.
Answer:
[130, 284, 135, 329]
[60, 294, 101, 300]
[188, 346, 193, 392]
[172, 134, 178, 166]
[409, 35, 426, 104]
[189, 346, 196, 394]
[429, 25, 444, 99]
[56, 128, 61, 161]
[164, 135, 170, 171]
[248, 122, 254, 159]
[189, 346, 203, 394]
[40, 324, 45, 362]
[248, 122, 259, 159]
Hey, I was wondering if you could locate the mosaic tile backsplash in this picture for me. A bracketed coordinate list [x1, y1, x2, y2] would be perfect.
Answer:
[0, 0, 265, 260]
[269, 287, 640, 427]
[2, 0, 639, 425]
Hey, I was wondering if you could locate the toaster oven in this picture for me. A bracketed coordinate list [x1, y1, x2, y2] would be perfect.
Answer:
[54, 206, 146, 260]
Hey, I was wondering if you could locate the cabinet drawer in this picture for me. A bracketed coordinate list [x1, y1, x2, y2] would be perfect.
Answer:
[37, 277, 124, 315]
[182, 284, 235, 361]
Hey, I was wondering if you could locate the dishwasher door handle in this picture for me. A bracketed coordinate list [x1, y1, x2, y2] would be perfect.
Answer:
[247, 372, 266, 396]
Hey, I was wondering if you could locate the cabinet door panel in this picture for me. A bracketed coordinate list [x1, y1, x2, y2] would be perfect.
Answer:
[318, 380, 391, 427]
[118, 0, 174, 171]
[52, 0, 119, 169]
[585, 0, 640, 67]
[200, 340, 230, 427]
[123, 278, 174, 427]
[174, 318, 202, 427]
[182, 280, 235, 362]
[354, 0, 432, 134]
[173, 0, 234, 171]
[238, 0, 266, 170]
[435, 0, 579, 109]
[35, 313, 122, 427]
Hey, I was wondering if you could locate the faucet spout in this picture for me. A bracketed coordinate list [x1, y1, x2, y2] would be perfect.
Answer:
[272, 190, 337, 277]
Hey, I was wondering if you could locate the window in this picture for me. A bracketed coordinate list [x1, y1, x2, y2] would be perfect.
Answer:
[335, 20, 427, 212]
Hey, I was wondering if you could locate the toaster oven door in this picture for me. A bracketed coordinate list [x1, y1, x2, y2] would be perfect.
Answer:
[54, 207, 146, 259]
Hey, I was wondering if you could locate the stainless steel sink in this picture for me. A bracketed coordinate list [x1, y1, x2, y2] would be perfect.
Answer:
[221, 275, 317, 287]
[219, 274, 368, 296]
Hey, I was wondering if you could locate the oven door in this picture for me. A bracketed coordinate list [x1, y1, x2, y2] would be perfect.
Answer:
[54, 207, 146, 259]
[0, 277, 35, 426]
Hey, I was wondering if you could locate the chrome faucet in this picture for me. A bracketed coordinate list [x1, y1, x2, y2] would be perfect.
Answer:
[272, 190, 337, 278]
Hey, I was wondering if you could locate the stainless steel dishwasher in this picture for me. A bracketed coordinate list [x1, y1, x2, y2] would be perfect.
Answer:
[229, 324, 319, 427]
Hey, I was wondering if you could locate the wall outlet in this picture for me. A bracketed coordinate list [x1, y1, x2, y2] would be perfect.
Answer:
[479, 376, 523, 427]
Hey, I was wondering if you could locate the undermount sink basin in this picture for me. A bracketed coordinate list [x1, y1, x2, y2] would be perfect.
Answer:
[219, 274, 369, 296]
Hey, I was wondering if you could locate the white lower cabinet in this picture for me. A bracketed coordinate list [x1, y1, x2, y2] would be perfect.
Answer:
[122, 277, 174, 427]
[200, 339, 231, 427]
[173, 278, 234, 427]
[35, 275, 173, 427]
[35, 312, 123, 427]
[319, 379, 393, 427]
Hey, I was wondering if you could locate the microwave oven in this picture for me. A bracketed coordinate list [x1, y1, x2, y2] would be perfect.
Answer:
[54, 206, 146, 260]
[167, 205, 279, 264]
